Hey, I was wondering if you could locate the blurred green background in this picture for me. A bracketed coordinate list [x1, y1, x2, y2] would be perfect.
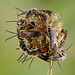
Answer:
[0, 0, 75, 75]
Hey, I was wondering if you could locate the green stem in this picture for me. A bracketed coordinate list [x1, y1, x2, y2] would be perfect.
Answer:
[47, 60, 52, 75]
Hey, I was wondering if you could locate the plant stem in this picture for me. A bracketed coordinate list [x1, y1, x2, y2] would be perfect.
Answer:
[47, 60, 52, 75]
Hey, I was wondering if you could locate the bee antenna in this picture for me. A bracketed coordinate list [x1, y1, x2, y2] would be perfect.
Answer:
[5, 30, 17, 34]
[5, 35, 16, 41]
[65, 43, 73, 52]
[28, 57, 35, 69]
[15, 7, 24, 12]
[57, 59, 61, 68]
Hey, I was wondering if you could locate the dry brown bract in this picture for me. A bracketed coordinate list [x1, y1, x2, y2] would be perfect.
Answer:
[16, 8, 67, 66]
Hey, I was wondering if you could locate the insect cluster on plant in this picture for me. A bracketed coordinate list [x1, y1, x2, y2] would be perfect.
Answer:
[6, 7, 72, 68]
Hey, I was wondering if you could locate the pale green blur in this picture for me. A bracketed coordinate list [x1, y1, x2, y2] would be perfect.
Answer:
[0, 0, 75, 75]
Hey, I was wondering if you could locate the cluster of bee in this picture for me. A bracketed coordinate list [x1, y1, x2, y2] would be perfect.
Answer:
[6, 8, 72, 68]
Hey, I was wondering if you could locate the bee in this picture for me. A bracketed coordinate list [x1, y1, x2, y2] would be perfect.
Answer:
[6, 7, 72, 68]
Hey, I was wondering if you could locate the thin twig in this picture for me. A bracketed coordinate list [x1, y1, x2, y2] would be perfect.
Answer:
[47, 60, 52, 75]
[50, 60, 52, 75]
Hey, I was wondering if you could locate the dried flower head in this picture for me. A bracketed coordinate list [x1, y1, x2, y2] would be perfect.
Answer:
[5, 8, 72, 69]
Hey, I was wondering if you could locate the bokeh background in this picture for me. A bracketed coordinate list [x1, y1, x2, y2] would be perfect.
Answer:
[0, 0, 75, 75]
